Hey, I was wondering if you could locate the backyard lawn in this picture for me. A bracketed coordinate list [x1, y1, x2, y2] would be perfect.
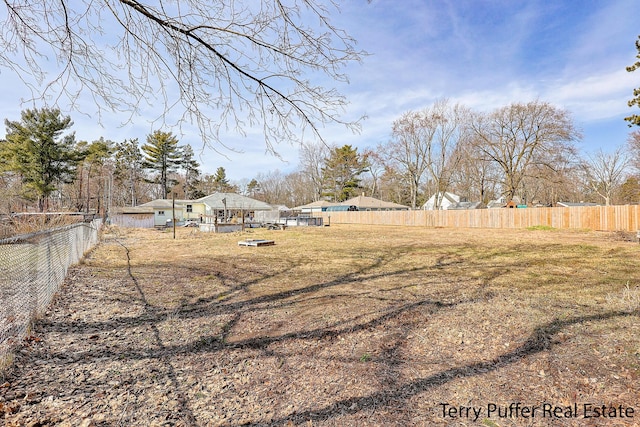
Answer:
[1, 224, 639, 426]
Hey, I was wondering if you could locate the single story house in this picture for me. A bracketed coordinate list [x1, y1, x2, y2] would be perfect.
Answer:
[135, 198, 197, 227]
[196, 192, 275, 222]
[338, 195, 409, 211]
[113, 192, 273, 227]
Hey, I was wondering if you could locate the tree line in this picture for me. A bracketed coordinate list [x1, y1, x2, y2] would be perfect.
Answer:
[265, 99, 639, 209]
[1, 100, 640, 214]
[0, 4, 639, 213]
[0, 108, 237, 214]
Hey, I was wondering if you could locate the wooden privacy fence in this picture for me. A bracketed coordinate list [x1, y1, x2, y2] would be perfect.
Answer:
[321, 205, 640, 231]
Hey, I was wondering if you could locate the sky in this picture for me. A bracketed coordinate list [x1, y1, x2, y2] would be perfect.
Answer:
[1, 0, 639, 182]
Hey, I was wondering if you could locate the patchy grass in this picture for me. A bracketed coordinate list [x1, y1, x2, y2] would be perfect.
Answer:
[526, 224, 557, 231]
[1, 224, 639, 426]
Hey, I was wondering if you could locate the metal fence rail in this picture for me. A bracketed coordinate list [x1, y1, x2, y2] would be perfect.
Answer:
[0, 220, 102, 370]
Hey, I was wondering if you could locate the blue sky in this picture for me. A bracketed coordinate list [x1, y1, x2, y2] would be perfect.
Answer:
[1, 0, 638, 181]
[323, 0, 639, 159]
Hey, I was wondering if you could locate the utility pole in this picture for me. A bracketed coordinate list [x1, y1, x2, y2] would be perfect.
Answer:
[222, 197, 227, 223]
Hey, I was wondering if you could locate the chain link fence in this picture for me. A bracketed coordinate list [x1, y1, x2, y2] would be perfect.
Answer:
[0, 220, 102, 370]
[110, 214, 155, 228]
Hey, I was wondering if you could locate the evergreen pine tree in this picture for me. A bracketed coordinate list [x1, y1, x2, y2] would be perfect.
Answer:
[141, 131, 182, 198]
[1, 108, 80, 211]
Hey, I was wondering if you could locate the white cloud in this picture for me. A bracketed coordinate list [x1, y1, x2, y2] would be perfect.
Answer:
[1, 0, 638, 181]
[544, 69, 637, 120]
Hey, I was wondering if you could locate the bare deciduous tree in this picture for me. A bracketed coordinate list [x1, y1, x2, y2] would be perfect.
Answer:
[521, 158, 581, 206]
[383, 110, 431, 209]
[628, 130, 640, 173]
[424, 100, 469, 209]
[362, 148, 385, 198]
[0, 1, 364, 153]
[580, 147, 629, 206]
[298, 140, 330, 201]
[254, 170, 288, 205]
[377, 165, 411, 206]
[470, 101, 580, 203]
[382, 99, 469, 209]
[282, 170, 315, 207]
[451, 138, 500, 204]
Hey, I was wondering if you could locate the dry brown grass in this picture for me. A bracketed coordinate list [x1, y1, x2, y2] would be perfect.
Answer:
[1, 224, 639, 426]
[0, 214, 85, 239]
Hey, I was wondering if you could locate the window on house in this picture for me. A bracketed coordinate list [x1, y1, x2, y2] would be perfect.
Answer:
[158, 210, 165, 216]
[187, 204, 193, 213]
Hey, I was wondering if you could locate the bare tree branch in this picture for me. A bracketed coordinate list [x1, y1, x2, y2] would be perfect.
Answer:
[0, 0, 365, 154]
[470, 101, 580, 203]
[581, 147, 629, 206]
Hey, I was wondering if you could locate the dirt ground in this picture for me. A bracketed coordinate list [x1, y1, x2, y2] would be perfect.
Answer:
[1, 224, 639, 426]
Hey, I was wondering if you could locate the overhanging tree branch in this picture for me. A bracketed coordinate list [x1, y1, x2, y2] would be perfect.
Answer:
[0, 0, 365, 154]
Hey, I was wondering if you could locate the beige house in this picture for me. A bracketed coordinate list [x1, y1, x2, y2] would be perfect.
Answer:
[114, 193, 272, 228]
[133, 199, 199, 227]
[196, 192, 274, 222]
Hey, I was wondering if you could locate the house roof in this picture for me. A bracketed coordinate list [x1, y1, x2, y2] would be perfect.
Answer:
[341, 195, 409, 210]
[556, 201, 599, 207]
[292, 200, 338, 210]
[447, 201, 486, 210]
[270, 204, 291, 211]
[137, 199, 190, 209]
[422, 192, 460, 209]
[196, 192, 273, 211]
[115, 205, 154, 214]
